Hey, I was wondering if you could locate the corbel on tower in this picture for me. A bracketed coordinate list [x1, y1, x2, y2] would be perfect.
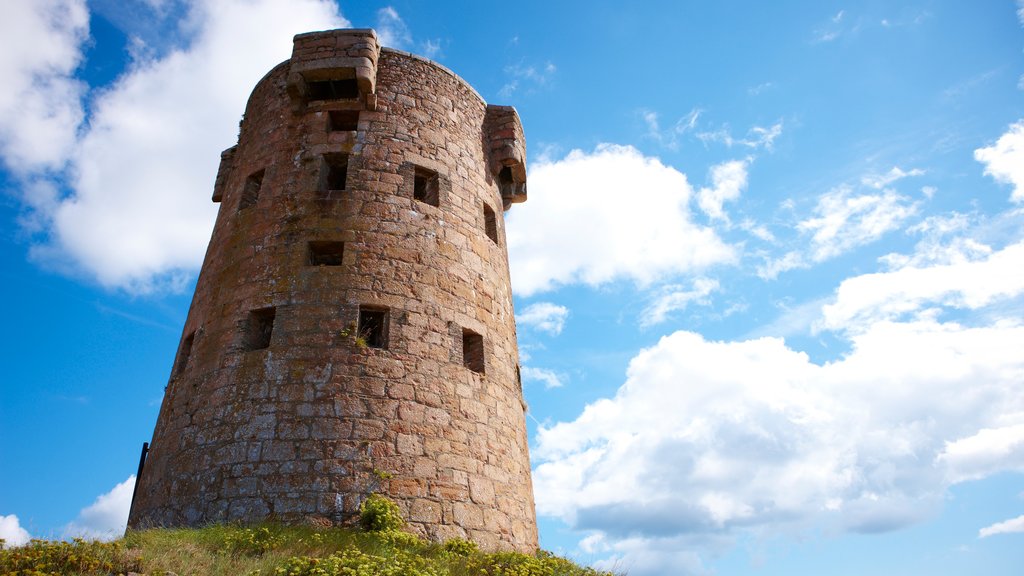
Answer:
[484, 105, 528, 210]
[286, 29, 381, 112]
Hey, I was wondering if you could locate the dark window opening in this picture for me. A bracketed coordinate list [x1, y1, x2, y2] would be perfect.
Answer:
[463, 329, 485, 374]
[321, 154, 349, 192]
[173, 331, 195, 377]
[239, 169, 264, 211]
[328, 110, 359, 131]
[483, 203, 498, 244]
[308, 241, 345, 266]
[308, 79, 359, 101]
[243, 307, 275, 351]
[498, 166, 514, 192]
[413, 167, 440, 207]
[357, 307, 388, 349]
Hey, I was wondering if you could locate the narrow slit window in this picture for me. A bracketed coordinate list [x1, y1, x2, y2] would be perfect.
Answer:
[328, 110, 359, 131]
[173, 331, 195, 377]
[321, 154, 349, 192]
[307, 78, 359, 101]
[413, 167, 439, 207]
[483, 203, 498, 244]
[239, 169, 264, 211]
[462, 329, 485, 374]
[357, 307, 388, 349]
[308, 241, 345, 266]
[243, 307, 275, 351]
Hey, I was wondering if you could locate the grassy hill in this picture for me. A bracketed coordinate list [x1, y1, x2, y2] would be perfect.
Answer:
[0, 522, 617, 576]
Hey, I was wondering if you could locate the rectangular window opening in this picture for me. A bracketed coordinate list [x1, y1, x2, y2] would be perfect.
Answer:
[308, 78, 359, 101]
[413, 167, 440, 207]
[173, 331, 195, 377]
[239, 169, 264, 211]
[308, 241, 345, 266]
[321, 154, 349, 192]
[483, 203, 498, 244]
[357, 307, 388, 349]
[462, 329, 485, 374]
[243, 307, 275, 351]
[328, 110, 360, 131]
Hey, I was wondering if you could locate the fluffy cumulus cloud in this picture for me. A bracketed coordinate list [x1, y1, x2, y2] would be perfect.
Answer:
[697, 159, 748, 222]
[507, 145, 735, 295]
[533, 232, 1024, 574]
[0, 515, 31, 547]
[979, 514, 1024, 538]
[821, 240, 1024, 332]
[6, 0, 347, 293]
[517, 302, 570, 335]
[974, 120, 1024, 203]
[0, 0, 88, 174]
[63, 476, 136, 541]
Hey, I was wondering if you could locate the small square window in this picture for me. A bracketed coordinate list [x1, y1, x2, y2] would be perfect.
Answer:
[321, 154, 348, 192]
[328, 110, 359, 132]
[172, 331, 195, 377]
[308, 241, 345, 266]
[413, 167, 440, 207]
[239, 169, 264, 211]
[483, 204, 498, 244]
[243, 307, 275, 351]
[308, 78, 359, 101]
[462, 329, 485, 374]
[357, 307, 388, 349]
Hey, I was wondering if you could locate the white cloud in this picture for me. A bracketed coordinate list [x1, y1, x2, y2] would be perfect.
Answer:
[821, 240, 1024, 332]
[697, 121, 783, 151]
[798, 185, 918, 262]
[517, 302, 570, 335]
[522, 366, 565, 389]
[63, 476, 136, 541]
[641, 278, 718, 328]
[760, 180, 920, 279]
[698, 159, 749, 221]
[507, 144, 734, 295]
[641, 108, 703, 149]
[17, 0, 347, 293]
[534, 233, 1024, 569]
[975, 120, 1024, 203]
[0, 514, 31, 547]
[374, 6, 411, 50]
[498, 61, 556, 99]
[860, 166, 925, 189]
[0, 0, 88, 174]
[979, 514, 1024, 538]
[938, 425, 1024, 484]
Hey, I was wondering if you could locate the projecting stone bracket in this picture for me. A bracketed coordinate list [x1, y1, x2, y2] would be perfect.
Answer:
[286, 29, 381, 112]
[212, 145, 237, 203]
[484, 105, 528, 210]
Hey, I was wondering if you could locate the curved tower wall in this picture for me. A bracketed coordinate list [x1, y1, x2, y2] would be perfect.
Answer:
[128, 29, 536, 551]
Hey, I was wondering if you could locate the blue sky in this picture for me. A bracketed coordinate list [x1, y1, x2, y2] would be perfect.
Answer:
[1, 1, 1023, 574]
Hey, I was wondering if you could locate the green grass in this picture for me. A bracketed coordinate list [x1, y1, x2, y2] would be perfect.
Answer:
[0, 524, 617, 576]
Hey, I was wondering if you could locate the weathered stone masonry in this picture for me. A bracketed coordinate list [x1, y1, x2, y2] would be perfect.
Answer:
[127, 28, 537, 551]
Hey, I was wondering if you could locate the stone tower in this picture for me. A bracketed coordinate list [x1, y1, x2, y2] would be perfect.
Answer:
[127, 28, 537, 551]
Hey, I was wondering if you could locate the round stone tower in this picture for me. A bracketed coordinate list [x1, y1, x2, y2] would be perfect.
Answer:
[127, 28, 536, 551]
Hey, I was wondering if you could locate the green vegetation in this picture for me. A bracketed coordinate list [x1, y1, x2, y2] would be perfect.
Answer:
[0, 500, 615, 576]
